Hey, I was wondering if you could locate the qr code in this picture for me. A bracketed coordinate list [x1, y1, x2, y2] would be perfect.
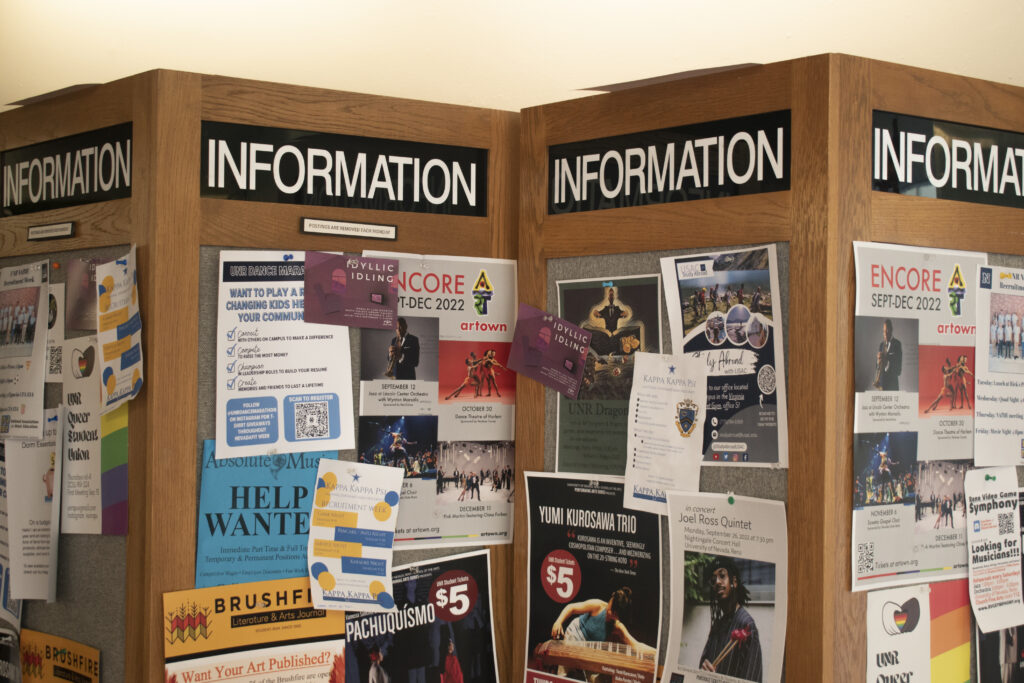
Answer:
[857, 542, 875, 574]
[48, 345, 62, 376]
[294, 401, 329, 440]
[999, 512, 1014, 535]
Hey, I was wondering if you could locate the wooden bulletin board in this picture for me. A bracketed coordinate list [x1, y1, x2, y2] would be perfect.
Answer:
[1, 70, 519, 681]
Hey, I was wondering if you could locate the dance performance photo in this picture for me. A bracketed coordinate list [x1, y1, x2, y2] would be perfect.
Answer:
[357, 415, 439, 478]
[852, 432, 918, 508]
[438, 342, 515, 404]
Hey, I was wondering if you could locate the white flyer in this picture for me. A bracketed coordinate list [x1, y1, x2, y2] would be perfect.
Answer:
[660, 244, 788, 466]
[215, 250, 355, 459]
[964, 467, 1024, 633]
[0, 446, 22, 632]
[974, 263, 1024, 466]
[358, 252, 516, 549]
[6, 407, 62, 601]
[61, 335, 103, 533]
[45, 284, 64, 383]
[852, 242, 985, 591]
[624, 352, 705, 513]
[662, 491, 787, 683]
[0, 260, 47, 439]
[95, 245, 144, 413]
[307, 460, 403, 612]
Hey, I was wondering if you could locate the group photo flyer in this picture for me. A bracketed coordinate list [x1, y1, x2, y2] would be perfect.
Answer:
[865, 580, 970, 683]
[163, 576, 348, 683]
[308, 460, 403, 612]
[624, 352, 705, 514]
[524, 472, 661, 683]
[852, 242, 985, 591]
[359, 252, 516, 549]
[662, 492, 787, 683]
[974, 263, 1024, 466]
[964, 468, 1024, 633]
[303, 251, 399, 330]
[95, 244, 143, 413]
[215, 250, 355, 459]
[20, 628, 99, 683]
[659, 245, 788, 466]
[555, 274, 662, 475]
[6, 407, 62, 601]
[344, 550, 499, 683]
[195, 440, 336, 588]
[0, 259, 47, 439]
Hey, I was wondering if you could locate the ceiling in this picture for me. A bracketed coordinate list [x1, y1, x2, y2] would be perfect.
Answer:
[2, 0, 1022, 114]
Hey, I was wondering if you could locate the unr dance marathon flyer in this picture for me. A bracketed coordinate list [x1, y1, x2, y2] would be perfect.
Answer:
[660, 245, 788, 466]
[524, 473, 661, 683]
[661, 492, 787, 683]
[344, 550, 499, 683]
[215, 250, 355, 459]
[163, 576, 347, 683]
[852, 242, 985, 591]
[0, 260, 47, 439]
[359, 252, 516, 549]
[556, 275, 662, 475]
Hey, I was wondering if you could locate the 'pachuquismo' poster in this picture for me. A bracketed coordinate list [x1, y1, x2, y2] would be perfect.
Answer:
[524, 473, 661, 683]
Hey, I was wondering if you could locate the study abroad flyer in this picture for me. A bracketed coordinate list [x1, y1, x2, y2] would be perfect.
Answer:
[852, 242, 985, 590]
[344, 550, 498, 683]
[359, 252, 516, 549]
[660, 245, 788, 466]
[556, 274, 661, 475]
[215, 250, 355, 459]
[524, 473, 661, 683]
[163, 576, 348, 683]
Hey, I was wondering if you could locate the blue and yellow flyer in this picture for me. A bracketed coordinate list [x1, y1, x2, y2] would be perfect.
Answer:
[95, 245, 143, 413]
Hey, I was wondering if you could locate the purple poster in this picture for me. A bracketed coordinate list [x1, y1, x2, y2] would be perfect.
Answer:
[304, 251, 398, 329]
[507, 303, 591, 399]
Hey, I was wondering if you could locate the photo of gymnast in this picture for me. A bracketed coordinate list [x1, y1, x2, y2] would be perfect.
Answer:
[358, 415, 439, 478]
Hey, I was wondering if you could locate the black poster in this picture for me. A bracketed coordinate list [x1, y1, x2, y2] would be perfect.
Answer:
[548, 110, 790, 213]
[525, 473, 661, 683]
[873, 110, 1024, 209]
[201, 121, 488, 216]
[1, 123, 132, 216]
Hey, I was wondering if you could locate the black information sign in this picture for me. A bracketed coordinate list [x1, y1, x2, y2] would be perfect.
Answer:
[1, 123, 132, 217]
[873, 110, 1024, 210]
[548, 110, 790, 214]
[201, 121, 488, 216]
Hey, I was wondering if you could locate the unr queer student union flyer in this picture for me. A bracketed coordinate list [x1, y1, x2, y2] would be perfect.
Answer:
[215, 250, 355, 459]
[852, 242, 985, 591]
[163, 576, 348, 683]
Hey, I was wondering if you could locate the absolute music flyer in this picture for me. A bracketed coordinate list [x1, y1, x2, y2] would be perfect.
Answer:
[163, 576, 348, 683]
[661, 492, 787, 683]
[0, 259, 47, 439]
[852, 242, 985, 591]
[195, 440, 336, 588]
[524, 473, 661, 683]
[359, 252, 516, 549]
[215, 250, 355, 459]
[973, 263, 1024, 466]
[660, 245, 788, 466]
[555, 275, 662, 475]
[344, 550, 499, 683]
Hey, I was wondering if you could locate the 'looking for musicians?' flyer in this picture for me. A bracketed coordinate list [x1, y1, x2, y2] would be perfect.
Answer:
[524, 473, 661, 683]
[660, 245, 788, 466]
[852, 242, 985, 590]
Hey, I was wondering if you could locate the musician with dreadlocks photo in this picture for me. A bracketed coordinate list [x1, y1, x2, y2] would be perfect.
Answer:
[699, 557, 763, 682]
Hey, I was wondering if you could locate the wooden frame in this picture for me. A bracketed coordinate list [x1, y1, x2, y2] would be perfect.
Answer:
[1, 70, 519, 681]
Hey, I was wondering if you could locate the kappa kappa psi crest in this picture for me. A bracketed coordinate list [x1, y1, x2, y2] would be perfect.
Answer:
[675, 399, 699, 437]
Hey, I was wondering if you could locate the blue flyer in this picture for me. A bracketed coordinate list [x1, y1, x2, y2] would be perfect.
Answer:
[194, 440, 336, 588]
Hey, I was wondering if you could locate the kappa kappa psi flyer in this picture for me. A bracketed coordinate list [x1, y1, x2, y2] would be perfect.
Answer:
[662, 492, 787, 683]
[215, 250, 355, 459]
[163, 576, 348, 682]
[660, 244, 788, 466]
[359, 252, 516, 550]
[852, 242, 985, 591]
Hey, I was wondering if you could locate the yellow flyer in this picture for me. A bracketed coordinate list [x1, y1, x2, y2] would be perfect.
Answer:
[163, 576, 346, 682]
[20, 628, 100, 682]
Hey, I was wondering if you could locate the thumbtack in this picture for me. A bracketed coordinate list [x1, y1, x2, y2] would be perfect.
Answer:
[985, 474, 997, 481]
